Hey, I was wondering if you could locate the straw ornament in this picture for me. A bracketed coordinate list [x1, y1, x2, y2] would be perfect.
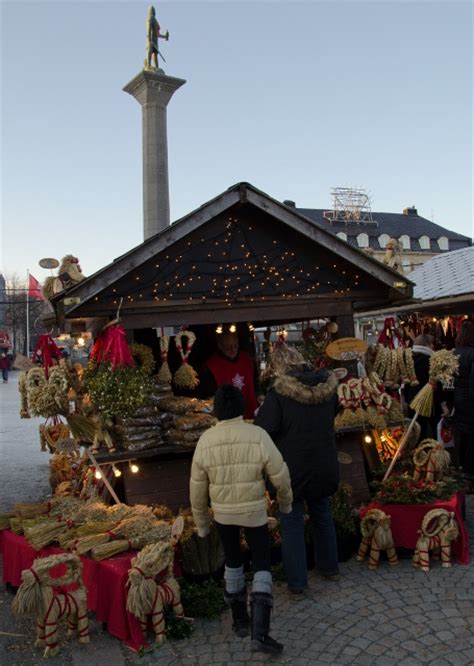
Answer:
[126, 541, 184, 645]
[357, 508, 398, 569]
[173, 331, 200, 389]
[157, 336, 172, 384]
[12, 553, 89, 658]
[413, 509, 459, 572]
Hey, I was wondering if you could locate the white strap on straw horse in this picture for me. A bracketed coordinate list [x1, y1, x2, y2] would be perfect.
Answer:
[12, 553, 89, 658]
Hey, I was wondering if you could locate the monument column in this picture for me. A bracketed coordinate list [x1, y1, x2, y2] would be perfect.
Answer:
[123, 70, 186, 239]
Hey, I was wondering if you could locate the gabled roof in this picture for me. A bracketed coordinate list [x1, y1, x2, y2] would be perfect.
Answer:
[58, 183, 413, 326]
[297, 207, 472, 253]
[409, 246, 474, 301]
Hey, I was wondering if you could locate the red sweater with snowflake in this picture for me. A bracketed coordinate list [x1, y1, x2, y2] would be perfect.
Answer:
[206, 351, 258, 420]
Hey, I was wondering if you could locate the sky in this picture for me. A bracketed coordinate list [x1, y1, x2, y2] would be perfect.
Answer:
[1, 0, 473, 282]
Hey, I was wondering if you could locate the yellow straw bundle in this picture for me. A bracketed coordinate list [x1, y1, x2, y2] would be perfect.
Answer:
[75, 521, 114, 537]
[24, 522, 68, 550]
[91, 539, 130, 560]
[0, 512, 15, 530]
[73, 533, 111, 555]
[14, 502, 49, 519]
[409, 384, 434, 417]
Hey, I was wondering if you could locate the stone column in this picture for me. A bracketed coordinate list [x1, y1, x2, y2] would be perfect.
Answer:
[123, 70, 186, 240]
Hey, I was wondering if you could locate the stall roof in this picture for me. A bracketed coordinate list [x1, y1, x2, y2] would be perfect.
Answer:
[357, 246, 474, 317]
[53, 182, 414, 329]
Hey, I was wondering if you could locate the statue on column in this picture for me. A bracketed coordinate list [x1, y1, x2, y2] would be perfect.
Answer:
[145, 5, 169, 71]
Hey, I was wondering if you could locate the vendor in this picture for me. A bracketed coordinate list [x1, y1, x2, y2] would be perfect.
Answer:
[200, 331, 258, 419]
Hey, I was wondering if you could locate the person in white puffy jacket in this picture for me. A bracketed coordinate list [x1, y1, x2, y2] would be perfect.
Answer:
[190, 384, 292, 655]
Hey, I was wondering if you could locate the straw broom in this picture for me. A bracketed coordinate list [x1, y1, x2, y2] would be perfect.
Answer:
[24, 522, 69, 550]
[383, 350, 459, 481]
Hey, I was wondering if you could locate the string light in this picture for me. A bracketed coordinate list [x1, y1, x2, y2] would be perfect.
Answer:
[113, 465, 122, 478]
[95, 469, 102, 480]
[216, 325, 223, 334]
[130, 463, 139, 474]
[364, 434, 372, 443]
[229, 324, 237, 333]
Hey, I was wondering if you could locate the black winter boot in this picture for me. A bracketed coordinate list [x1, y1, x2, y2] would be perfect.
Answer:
[250, 592, 283, 654]
[224, 587, 250, 638]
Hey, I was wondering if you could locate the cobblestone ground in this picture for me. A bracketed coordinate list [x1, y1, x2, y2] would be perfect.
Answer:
[1, 373, 474, 665]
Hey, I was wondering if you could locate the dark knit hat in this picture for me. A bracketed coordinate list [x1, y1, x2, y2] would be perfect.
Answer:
[214, 384, 245, 421]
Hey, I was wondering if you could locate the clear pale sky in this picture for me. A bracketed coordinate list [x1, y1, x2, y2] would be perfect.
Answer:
[1, 0, 473, 281]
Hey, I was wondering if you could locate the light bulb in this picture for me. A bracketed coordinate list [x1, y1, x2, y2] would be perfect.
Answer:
[364, 435, 372, 444]
[229, 324, 237, 333]
[130, 464, 139, 474]
[95, 469, 102, 480]
[216, 325, 223, 334]
[113, 466, 122, 478]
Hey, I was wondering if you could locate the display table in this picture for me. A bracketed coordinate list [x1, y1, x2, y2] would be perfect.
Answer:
[0, 530, 152, 651]
[360, 493, 470, 565]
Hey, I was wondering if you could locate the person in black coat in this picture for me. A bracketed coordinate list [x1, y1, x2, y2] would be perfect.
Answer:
[255, 345, 340, 593]
[454, 322, 474, 479]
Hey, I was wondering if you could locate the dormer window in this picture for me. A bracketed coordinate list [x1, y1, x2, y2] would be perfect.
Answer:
[336, 232, 347, 242]
[378, 234, 391, 249]
[418, 235, 430, 250]
[399, 234, 411, 250]
[437, 236, 449, 251]
[357, 233, 369, 248]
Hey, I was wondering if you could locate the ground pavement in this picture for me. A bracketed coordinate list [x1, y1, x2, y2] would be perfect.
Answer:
[1, 373, 473, 665]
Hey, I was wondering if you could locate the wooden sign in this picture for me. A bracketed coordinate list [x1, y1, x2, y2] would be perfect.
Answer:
[39, 257, 60, 269]
[326, 337, 368, 360]
[12, 354, 34, 371]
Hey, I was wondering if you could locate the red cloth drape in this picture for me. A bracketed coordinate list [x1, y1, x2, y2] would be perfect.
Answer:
[90, 324, 133, 369]
[31, 335, 63, 377]
[359, 492, 469, 564]
[0, 530, 182, 651]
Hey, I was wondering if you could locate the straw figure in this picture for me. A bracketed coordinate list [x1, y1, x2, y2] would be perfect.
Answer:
[382, 238, 404, 274]
[412, 438, 451, 482]
[357, 508, 398, 569]
[413, 509, 459, 572]
[12, 553, 89, 658]
[126, 541, 184, 644]
[43, 255, 85, 301]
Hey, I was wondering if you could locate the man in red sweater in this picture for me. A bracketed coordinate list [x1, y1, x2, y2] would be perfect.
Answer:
[205, 333, 258, 420]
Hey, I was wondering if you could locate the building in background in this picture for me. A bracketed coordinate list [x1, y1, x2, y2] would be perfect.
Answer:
[285, 189, 471, 274]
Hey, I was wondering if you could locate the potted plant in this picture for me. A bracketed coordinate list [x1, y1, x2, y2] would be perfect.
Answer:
[330, 483, 358, 562]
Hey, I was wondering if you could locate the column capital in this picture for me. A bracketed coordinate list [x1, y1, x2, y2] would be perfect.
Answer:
[123, 70, 186, 106]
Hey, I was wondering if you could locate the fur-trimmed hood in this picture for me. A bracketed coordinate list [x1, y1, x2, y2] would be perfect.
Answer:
[272, 368, 338, 405]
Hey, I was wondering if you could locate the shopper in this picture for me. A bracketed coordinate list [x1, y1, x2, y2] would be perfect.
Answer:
[0, 352, 10, 383]
[403, 334, 436, 440]
[190, 384, 292, 654]
[255, 345, 340, 593]
[453, 322, 474, 480]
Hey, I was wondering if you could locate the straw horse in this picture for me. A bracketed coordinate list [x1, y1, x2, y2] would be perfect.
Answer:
[413, 439, 451, 482]
[12, 553, 89, 658]
[126, 540, 184, 644]
[357, 508, 398, 569]
[413, 509, 459, 572]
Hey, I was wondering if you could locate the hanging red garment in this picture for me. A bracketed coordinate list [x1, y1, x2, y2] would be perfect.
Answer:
[32, 335, 63, 377]
[377, 317, 403, 349]
[90, 324, 133, 369]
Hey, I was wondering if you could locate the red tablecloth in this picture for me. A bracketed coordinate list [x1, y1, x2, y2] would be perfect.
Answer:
[0, 531, 148, 651]
[360, 493, 470, 565]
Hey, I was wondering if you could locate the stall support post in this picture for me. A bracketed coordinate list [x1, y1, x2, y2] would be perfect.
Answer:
[86, 448, 121, 505]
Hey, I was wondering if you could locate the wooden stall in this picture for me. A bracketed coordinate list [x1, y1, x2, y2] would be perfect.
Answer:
[47, 182, 414, 506]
